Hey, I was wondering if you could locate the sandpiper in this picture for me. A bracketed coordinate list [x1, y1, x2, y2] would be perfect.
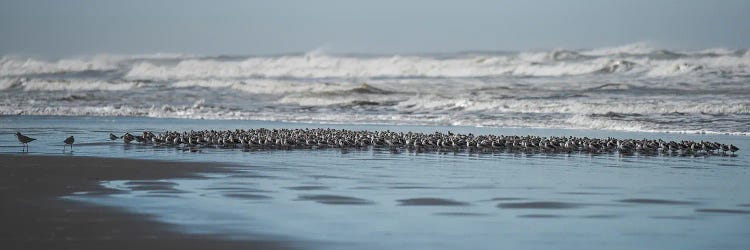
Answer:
[729, 144, 739, 155]
[15, 132, 36, 151]
[123, 133, 135, 144]
[63, 136, 75, 152]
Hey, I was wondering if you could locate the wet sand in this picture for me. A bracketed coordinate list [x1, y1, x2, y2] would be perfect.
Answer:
[0, 154, 294, 250]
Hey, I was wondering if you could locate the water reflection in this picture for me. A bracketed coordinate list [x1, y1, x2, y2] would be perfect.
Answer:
[3, 116, 750, 250]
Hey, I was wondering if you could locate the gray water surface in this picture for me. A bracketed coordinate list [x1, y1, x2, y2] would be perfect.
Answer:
[2, 115, 749, 250]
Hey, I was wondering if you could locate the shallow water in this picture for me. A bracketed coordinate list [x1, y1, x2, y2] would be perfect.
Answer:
[2, 115, 750, 249]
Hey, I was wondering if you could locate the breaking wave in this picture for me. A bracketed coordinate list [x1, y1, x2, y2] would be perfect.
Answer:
[0, 78, 138, 91]
[1, 43, 747, 80]
[1, 43, 749, 135]
[0, 56, 118, 77]
[119, 51, 747, 79]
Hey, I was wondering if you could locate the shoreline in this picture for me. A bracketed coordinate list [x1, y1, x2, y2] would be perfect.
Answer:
[0, 154, 297, 250]
[2, 114, 748, 137]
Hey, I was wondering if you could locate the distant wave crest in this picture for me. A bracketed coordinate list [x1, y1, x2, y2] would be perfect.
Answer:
[1, 43, 749, 135]
[1, 44, 747, 80]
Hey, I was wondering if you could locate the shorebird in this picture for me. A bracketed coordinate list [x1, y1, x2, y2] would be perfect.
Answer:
[134, 135, 147, 144]
[729, 144, 739, 155]
[15, 132, 36, 151]
[123, 133, 135, 144]
[63, 136, 75, 152]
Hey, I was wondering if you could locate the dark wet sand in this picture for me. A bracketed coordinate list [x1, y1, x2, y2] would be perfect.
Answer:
[0, 154, 295, 250]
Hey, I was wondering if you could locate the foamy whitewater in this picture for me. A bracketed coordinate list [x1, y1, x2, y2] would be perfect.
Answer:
[2, 43, 749, 134]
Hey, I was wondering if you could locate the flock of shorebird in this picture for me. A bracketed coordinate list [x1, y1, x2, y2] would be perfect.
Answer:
[14, 129, 740, 156]
[94, 128, 739, 156]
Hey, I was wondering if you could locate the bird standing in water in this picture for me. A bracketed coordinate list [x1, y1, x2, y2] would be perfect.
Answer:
[123, 133, 135, 144]
[729, 144, 739, 155]
[15, 132, 36, 152]
[63, 136, 75, 152]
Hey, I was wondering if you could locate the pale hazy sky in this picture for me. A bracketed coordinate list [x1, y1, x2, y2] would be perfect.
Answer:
[1, 0, 749, 57]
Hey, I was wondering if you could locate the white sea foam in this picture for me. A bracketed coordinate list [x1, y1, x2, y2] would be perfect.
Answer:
[124, 55, 506, 79]
[120, 52, 744, 80]
[645, 55, 750, 77]
[173, 79, 359, 95]
[0, 45, 746, 81]
[1, 44, 749, 135]
[692, 47, 737, 56]
[580, 42, 657, 56]
[2, 104, 746, 136]
[0, 78, 137, 91]
[0, 78, 19, 90]
[0, 57, 119, 76]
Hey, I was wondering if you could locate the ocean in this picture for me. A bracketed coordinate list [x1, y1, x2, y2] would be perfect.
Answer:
[1, 43, 749, 249]
[1, 43, 749, 135]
